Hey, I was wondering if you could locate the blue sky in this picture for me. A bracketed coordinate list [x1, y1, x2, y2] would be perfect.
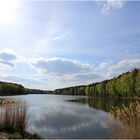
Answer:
[0, 0, 140, 90]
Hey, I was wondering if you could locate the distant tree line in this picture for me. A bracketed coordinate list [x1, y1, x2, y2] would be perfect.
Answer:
[0, 82, 25, 95]
[24, 88, 52, 94]
[54, 69, 140, 97]
[0, 68, 139, 97]
[0, 81, 51, 96]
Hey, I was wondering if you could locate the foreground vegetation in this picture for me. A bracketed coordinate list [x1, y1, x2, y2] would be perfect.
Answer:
[70, 97, 140, 138]
[110, 102, 140, 138]
[54, 68, 140, 97]
[0, 102, 42, 139]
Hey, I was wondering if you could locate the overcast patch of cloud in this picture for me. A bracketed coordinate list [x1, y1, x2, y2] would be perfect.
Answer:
[0, 49, 17, 67]
[30, 57, 105, 89]
[0, 50, 17, 61]
[32, 57, 94, 75]
[57, 72, 104, 84]
[0, 60, 15, 67]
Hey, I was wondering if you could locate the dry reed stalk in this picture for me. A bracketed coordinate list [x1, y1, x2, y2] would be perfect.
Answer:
[109, 101, 140, 139]
[0, 102, 27, 132]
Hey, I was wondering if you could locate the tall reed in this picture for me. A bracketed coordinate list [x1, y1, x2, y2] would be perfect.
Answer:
[0, 102, 27, 132]
[110, 101, 140, 138]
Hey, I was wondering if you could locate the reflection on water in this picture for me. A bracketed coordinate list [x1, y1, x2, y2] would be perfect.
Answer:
[0, 95, 140, 139]
[27, 98, 110, 139]
[69, 97, 135, 112]
[70, 97, 140, 139]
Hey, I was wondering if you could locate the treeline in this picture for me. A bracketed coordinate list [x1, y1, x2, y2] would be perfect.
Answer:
[0, 68, 139, 97]
[25, 88, 52, 94]
[0, 81, 25, 95]
[54, 68, 140, 97]
[0, 81, 51, 96]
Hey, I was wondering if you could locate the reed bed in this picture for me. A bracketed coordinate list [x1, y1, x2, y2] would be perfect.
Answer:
[110, 101, 140, 139]
[0, 102, 27, 132]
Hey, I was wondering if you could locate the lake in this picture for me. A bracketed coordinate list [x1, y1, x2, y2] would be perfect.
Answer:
[0, 94, 139, 139]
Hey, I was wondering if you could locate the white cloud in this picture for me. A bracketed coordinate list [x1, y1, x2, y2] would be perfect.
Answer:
[58, 72, 104, 83]
[98, 0, 125, 14]
[99, 62, 111, 69]
[0, 74, 42, 88]
[0, 51, 139, 90]
[26, 57, 140, 89]
[0, 49, 17, 60]
[32, 57, 94, 75]
[0, 49, 17, 67]
[31, 57, 104, 89]
[0, 61, 15, 67]
[107, 59, 140, 77]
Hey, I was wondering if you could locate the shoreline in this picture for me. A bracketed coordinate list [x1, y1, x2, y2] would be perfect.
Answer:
[1, 94, 140, 100]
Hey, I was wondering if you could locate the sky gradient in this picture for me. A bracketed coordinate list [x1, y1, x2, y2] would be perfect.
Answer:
[0, 0, 140, 90]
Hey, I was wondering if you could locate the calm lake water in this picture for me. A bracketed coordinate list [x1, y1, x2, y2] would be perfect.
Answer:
[0, 94, 139, 139]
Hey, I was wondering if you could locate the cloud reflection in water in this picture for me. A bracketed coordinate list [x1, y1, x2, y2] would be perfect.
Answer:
[27, 102, 110, 139]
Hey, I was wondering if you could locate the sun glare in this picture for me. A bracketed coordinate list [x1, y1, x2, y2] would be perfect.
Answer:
[0, 0, 18, 24]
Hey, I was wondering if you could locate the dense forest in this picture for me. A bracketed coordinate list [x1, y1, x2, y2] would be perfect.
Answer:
[0, 68, 139, 97]
[0, 81, 51, 96]
[54, 68, 140, 97]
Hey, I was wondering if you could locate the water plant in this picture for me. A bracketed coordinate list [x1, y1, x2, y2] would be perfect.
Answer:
[110, 101, 140, 138]
[0, 102, 27, 132]
[0, 101, 42, 139]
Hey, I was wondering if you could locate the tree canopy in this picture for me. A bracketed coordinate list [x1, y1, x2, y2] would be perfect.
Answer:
[54, 69, 140, 97]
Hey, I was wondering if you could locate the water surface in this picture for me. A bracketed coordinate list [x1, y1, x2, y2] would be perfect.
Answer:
[0, 95, 138, 139]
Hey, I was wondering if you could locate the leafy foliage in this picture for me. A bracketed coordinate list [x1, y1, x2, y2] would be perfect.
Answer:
[0, 68, 139, 97]
[54, 68, 140, 97]
[0, 81, 51, 96]
[0, 82, 25, 96]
